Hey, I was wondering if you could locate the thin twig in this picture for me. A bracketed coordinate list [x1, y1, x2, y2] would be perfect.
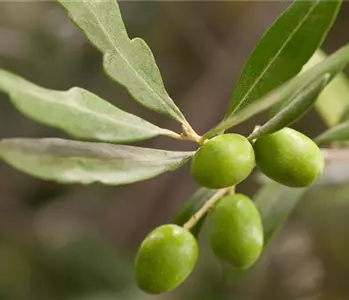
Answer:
[181, 123, 202, 144]
[183, 188, 229, 230]
[227, 186, 235, 195]
[163, 124, 202, 144]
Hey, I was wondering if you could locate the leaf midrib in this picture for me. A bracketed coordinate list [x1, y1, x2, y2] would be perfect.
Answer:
[85, 1, 182, 121]
[230, 0, 319, 116]
[0, 68, 164, 136]
[4, 140, 193, 164]
[19, 87, 162, 136]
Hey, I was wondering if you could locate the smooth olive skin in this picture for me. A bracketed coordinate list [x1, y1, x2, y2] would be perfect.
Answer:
[208, 194, 263, 270]
[254, 127, 324, 187]
[135, 224, 198, 294]
[190, 134, 255, 189]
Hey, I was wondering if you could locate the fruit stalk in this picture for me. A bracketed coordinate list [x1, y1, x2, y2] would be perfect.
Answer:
[183, 188, 230, 230]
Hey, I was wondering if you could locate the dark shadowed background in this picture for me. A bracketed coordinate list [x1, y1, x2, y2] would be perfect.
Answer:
[0, 1, 349, 299]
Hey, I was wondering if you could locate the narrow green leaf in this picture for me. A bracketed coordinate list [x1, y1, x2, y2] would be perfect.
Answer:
[58, 0, 186, 124]
[339, 109, 349, 123]
[315, 121, 349, 144]
[226, 0, 341, 118]
[172, 188, 217, 237]
[0, 138, 194, 185]
[303, 50, 349, 127]
[0, 69, 176, 143]
[204, 43, 349, 139]
[254, 181, 306, 243]
[248, 74, 331, 140]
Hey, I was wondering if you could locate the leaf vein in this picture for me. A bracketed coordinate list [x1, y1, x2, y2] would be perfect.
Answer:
[84, 1, 181, 121]
[231, 0, 319, 115]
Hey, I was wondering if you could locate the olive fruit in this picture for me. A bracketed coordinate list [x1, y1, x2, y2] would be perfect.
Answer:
[253, 127, 324, 187]
[190, 134, 255, 189]
[208, 194, 263, 269]
[135, 224, 198, 294]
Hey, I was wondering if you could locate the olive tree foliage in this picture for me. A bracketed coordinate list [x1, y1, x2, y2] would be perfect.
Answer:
[0, 0, 349, 285]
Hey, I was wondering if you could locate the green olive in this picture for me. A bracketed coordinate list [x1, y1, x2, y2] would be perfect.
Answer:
[190, 134, 255, 189]
[135, 224, 198, 294]
[208, 194, 263, 269]
[253, 127, 324, 187]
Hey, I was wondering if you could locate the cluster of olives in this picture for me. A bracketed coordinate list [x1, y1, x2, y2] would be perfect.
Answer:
[191, 127, 324, 189]
[135, 193, 262, 294]
[135, 127, 324, 294]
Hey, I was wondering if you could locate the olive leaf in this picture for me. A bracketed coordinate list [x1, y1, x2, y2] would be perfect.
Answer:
[314, 121, 349, 144]
[173, 188, 217, 237]
[254, 181, 307, 243]
[225, 0, 342, 118]
[58, 0, 186, 124]
[204, 43, 349, 139]
[0, 138, 194, 185]
[303, 50, 349, 127]
[248, 74, 331, 140]
[0, 69, 177, 143]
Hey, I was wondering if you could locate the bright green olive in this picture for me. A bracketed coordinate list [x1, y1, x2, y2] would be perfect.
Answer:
[135, 224, 198, 294]
[190, 134, 255, 189]
[253, 127, 324, 187]
[208, 194, 263, 269]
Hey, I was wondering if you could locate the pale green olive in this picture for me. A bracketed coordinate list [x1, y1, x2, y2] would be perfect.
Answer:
[208, 194, 263, 269]
[135, 224, 198, 294]
[254, 127, 324, 187]
[191, 134, 255, 189]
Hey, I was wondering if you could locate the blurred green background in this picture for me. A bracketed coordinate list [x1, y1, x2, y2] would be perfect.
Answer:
[0, 1, 349, 299]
